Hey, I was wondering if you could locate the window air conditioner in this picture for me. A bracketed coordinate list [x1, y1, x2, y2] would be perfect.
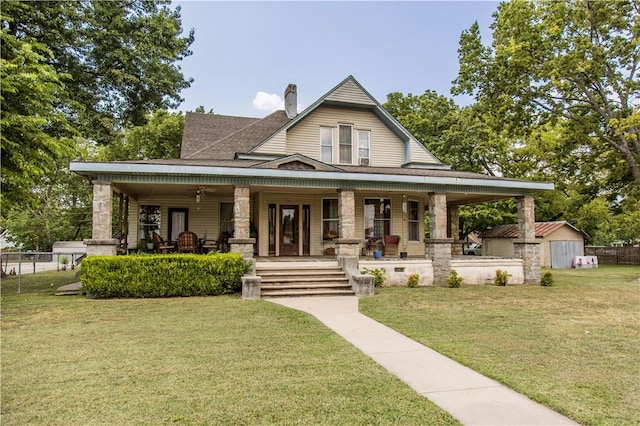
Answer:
[359, 158, 370, 166]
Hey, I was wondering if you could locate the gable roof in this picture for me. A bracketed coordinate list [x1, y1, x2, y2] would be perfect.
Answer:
[250, 75, 442, 165]
[181, 111, 290, 160]
[481, 221, 585, 239]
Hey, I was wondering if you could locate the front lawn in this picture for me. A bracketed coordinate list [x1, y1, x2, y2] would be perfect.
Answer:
[360, 265, 640, 426]
[1, 269, 79, 295]
[1, 294, 458, 425]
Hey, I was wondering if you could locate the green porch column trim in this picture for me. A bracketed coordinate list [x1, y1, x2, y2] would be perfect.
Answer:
[95, 173, 539, 196]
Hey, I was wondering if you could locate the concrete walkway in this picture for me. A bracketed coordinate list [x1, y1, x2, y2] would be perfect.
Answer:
[270, 296, 578, 426]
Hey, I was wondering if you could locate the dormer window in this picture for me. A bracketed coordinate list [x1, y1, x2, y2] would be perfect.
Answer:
[338, 124, 352, 164]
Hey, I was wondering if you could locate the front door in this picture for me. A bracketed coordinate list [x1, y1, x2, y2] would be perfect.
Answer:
[280, 205, 298, 256]
[168, 208, 188, 242]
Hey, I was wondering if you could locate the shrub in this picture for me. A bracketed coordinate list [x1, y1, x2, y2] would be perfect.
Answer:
[541, 271, 555, 287]
[446, 269, 463, 288]
[494, 269, 511, 286]
[407, 273, 420, 288]
[361, 267, 387, 287]
[81, 253, 251, 298]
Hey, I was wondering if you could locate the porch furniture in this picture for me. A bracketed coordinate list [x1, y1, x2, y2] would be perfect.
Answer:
[152, 232, 175, 254]
[177, 231, 198, 253]
[383, 235, 400, 256]
[113, 230, 128, 255]
[201, 232, 230, 253]
[364, 238, 378, 256]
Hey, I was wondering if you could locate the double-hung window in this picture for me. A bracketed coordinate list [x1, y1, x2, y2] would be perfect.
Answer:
[338, 124, 352, 164]
[320, 127, 334, 163]
[358, 130, 370, 165]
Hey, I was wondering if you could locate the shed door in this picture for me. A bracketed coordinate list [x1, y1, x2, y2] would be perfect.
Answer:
[550, 241, 582, 269]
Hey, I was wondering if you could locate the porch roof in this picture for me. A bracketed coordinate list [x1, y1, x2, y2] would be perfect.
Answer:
[70, 159, 553, 205]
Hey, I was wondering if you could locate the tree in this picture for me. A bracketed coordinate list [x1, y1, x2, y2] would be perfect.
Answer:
[453, 1, 640, 193]
[4, 166, 92, 251]
[1, 0, 194, 210]
[384, 92, 510, 175]
[0, 10, 75, 209]
[102, 110, 185, 161]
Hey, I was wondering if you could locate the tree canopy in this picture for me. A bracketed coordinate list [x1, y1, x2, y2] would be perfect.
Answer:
[453, 1, 640, 194]
[1, 0, 193, 210]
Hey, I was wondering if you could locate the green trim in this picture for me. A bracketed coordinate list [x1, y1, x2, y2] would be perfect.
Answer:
[96, 173, 535, 196]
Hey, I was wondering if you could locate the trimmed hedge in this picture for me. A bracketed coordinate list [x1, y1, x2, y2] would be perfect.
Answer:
[81, 253, 251, 298]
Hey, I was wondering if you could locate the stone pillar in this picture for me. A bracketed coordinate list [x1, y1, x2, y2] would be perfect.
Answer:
[448, 205, 464, 256]
[335, 189, 360, 259]
[425, 193, 453, 285]
[514, 195, 541, 284]
[229, 186, 256, 259]
[84, 181, 118, 256]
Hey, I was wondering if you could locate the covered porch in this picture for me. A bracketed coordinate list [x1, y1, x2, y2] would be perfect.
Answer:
[74, 161, 546, 291]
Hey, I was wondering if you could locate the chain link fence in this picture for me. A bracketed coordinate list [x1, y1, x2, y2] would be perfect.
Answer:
[1, 252, 85, 294]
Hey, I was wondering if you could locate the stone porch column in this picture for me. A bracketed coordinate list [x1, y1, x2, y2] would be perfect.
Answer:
[513, 195, 541, 284]
[335, 189, 360, 270]
[448, 205, 464, 256]
[229, 186, 255, 260]
[425, 193, 453, 285]
[84, 181, 118, 256]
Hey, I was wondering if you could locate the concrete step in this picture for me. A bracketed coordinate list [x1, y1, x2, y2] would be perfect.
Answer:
[256, 263, 354, 298]
[262, 289, 355, 298]
[261, 276, 349, 284]
[259, 269, 345, 277]
[262, 282, 352, 290]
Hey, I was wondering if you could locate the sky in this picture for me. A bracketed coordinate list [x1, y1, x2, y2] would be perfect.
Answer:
[173, 1, 499, 118]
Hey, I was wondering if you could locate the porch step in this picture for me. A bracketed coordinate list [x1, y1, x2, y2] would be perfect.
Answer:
[255, 262, 355, 298]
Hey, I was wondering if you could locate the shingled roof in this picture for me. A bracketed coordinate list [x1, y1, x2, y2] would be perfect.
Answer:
[481, 221, 585, 239]
[181, 111, 290, 160]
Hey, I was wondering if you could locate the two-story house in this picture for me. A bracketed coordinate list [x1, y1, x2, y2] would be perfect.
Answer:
[71, 76, 552, 293]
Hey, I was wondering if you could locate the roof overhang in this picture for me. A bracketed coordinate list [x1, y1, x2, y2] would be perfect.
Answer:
[70, 161, 554, 201]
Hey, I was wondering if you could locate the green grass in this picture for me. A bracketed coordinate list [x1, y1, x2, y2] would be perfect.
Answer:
[360, 265, 640, 426]
[1, 294, 459, 425]
[1, 269, 80, 295]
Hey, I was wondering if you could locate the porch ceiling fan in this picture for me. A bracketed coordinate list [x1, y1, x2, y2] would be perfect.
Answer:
[187, 185, 216, 203]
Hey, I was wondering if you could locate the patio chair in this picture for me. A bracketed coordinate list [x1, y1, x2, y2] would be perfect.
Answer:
[177, 231, 198, 253]
[152, 232, 175, 254]
[383, 235, 400, 256]
[201, 232, 230, 253]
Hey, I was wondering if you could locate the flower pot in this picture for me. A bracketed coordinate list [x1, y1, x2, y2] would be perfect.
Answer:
[373, 250, 382, 259]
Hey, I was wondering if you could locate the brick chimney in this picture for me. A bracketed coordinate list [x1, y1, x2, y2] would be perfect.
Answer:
[284, 84, 297, 118]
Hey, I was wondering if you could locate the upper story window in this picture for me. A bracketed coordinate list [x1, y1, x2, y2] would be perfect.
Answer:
[320, 126, 333, 163]
[338, 124, 352, 164]
[358, 130, 370, 165]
